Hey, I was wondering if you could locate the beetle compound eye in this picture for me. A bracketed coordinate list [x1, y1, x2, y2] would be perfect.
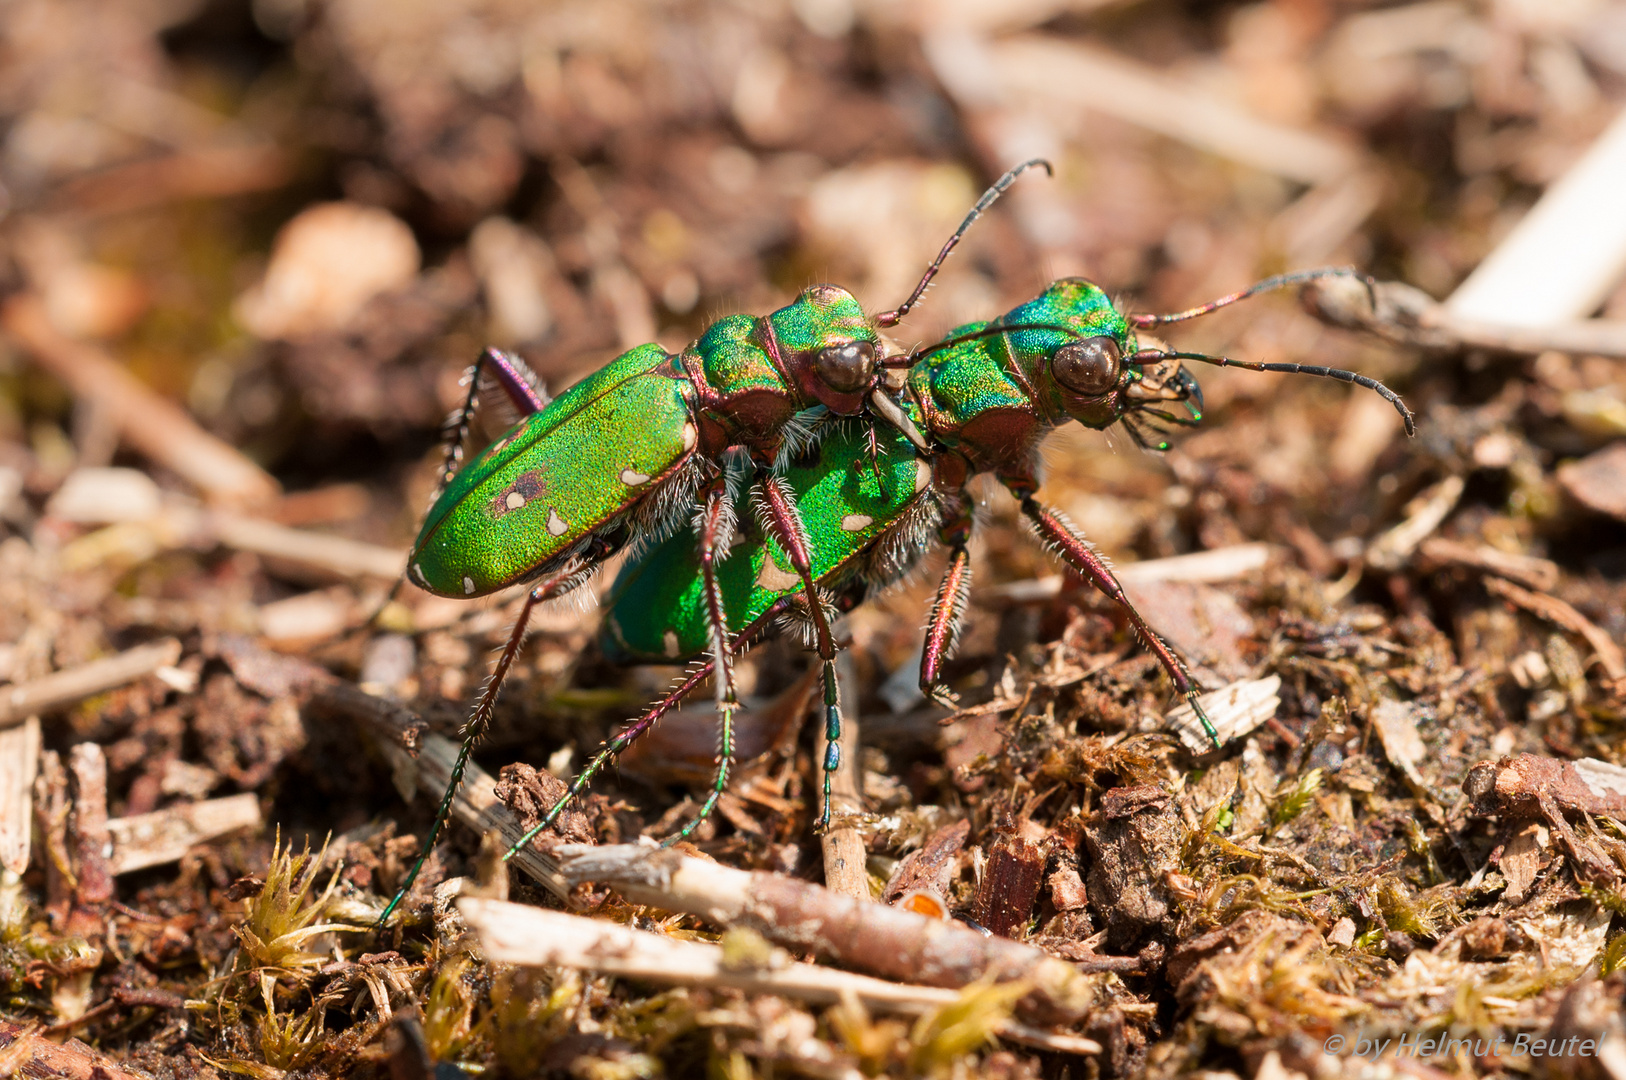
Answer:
[1051, 336, 1121, 395]
[815, 340, 876, 394]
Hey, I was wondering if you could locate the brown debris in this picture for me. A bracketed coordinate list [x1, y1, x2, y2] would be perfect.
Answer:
[882, 818, 969, 904]
[1483, 576, 1626, 680]
[1465, 755, 1622, 884]
[492, 764, 593, 847]
[1465, 754, 1626, 819]
[1084, 786, 1182, 948]
[0, 1022, 150, 1080]
[974, 833, 1046, 940]
[1558, 441, 1626, 520]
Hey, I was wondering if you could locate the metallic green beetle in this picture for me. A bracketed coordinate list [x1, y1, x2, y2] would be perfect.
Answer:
[500, 270, 1414, 856]
[378, 162, 1055, 923]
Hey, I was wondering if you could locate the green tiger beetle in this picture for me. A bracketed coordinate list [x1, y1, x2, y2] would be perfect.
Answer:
[498, 272, 1417, 863]
[377, 162, 1055, 924]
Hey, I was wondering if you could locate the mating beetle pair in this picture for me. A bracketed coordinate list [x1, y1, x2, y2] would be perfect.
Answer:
[377, 162, 1415, 923]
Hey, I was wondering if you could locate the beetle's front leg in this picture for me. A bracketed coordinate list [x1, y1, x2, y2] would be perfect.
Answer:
[754, 475, 845, 832]
[1017, 494, 1220, 749]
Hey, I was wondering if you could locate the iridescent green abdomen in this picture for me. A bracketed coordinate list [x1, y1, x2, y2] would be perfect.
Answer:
[601, 422, 935, 662]
[410, 343, 696, 597]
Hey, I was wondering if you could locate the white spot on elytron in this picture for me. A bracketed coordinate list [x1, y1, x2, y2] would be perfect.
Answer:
[463, 576, 475, 595]
[757, 558, 802, 592]
[546, 509, 568, 535]
[505, 491, 526, 510]
[914, 458, 932, 493]
[681, 422, 697, 450]
[621, 468, 650, 485]
[411, 562, 425, 584]
[663, 630, 680, 658]
[841, 513, 873, 532]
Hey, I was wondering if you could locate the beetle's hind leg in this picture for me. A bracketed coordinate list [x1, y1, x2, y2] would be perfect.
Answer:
[1019, 496, 1221, 749]
[753, 476, 848, 833]
[377, 552, 586, 927]
[505, 602, 792, 860]
[662, 477, 742, 845]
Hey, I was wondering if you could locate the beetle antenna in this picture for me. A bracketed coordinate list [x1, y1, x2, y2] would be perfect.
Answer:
[1156, 349, 1416, 436]
[1129, 267, 1375, 327]
[874, 159, 1053, 329]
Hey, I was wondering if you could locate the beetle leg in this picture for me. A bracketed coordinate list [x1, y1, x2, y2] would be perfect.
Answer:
[1018, 496, 1221, 749]
[505, 601, 792, 861]
[920, 542, 972, 708]
[663, 695, 733, 846]
[754, 475, 846, 832]
[695, 478, 740, 730]
[378, 561, 575, 927]
[667, 477, 741, 845]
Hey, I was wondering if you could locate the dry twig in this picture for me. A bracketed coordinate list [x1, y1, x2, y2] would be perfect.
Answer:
[821, 654, 867, 900]
[309, 682, 569, 901]
[0, 639, 182, 729]
[1307, 276, 1626, 359]
[457, 897, 1103, 1056]
[553, 843, 1094, 1024]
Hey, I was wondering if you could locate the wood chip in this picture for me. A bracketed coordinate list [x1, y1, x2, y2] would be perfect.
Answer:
[0, 717, 39, 874]
[974, 834, 1045, 939]
[1370, 698, 1430, 791]
[883, 818, 969, 903]
[105, 793, 262, 876]
[1047, 866, 1088, 912]
[1465, 754, 1626, 818]
[0, 1020, 151, 1080]
[1165, 676, 1281, 753]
